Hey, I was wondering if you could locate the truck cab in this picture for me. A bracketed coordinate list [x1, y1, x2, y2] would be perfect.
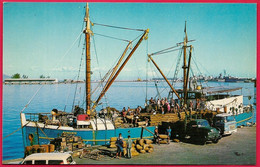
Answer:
[213, 113, 237, 135]
[186, 119, 221, 144]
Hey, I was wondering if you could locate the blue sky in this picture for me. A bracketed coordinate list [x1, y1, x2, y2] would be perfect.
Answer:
[3, 3, 256, 80]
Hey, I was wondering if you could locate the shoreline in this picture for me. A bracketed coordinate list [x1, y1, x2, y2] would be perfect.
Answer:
[3, 79, 256, 85]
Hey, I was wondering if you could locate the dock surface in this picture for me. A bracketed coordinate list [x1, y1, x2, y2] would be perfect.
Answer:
[2, 126, 256, 165]
[75, 126, 256, 165]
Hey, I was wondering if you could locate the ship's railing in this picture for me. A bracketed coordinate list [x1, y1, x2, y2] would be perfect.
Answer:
[24, 112, 51, 122]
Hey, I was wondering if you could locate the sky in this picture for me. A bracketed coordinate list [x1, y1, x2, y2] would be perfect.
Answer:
[3, 2, 257, 80]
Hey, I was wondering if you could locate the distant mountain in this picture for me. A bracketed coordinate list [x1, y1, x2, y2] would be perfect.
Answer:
[3, 74, 11, 80]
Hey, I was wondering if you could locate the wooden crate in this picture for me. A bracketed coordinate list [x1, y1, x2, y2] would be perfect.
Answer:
[61, 142, 67, 147]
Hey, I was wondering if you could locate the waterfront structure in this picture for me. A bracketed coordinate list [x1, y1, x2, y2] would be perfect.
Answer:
[4, 78, 58, 84]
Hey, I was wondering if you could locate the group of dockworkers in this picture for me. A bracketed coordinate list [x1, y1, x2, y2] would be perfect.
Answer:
[148, 97, 204, 114]
[114, 126, 172, 159]
[114, 133, 132, 159]
[120, 106, 149, 126]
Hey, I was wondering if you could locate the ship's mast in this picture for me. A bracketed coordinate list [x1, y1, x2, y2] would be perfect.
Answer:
[183, 21, 188, 105]
[84, 3, 92, 112]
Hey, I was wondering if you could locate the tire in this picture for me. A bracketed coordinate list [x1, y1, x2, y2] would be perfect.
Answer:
[199, 136, 207, 145]
[200, 139, 206, 145]
[212, 138, 219, 143]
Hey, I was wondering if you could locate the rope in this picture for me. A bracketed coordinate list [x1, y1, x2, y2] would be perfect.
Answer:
[3, 121, 31, 140]
[92, 35, 109, 109]
[148, 61, 169, 97]
[93, 22, 145, 32]
[3, 127, 23, 140]
[20, 85, 44, 113]
[145, 40, 149, 103]
[72, 41, 85, 112]
[172, 49, 183, 86]
[151, 45, 181, 56]
[94, 32, 130, 42]
[20, 30, 84, 114]
[132, 33, 143, 43]
[34, 122, 50, 140]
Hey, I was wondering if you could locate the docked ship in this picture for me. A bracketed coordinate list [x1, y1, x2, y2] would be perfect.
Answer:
[20, 3, 155, 148]
[147, 22, 254, 128]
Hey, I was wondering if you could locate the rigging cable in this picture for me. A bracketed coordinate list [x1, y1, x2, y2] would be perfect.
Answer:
[171, 49, 183, 86]
[145, 39, 149, 104]
[94, 32, 130, 42]
[148, 61, 169, 98]
[93, 22, 145, 32]
[71, 41, 85, 112]
[20, 85, 44, 113]
[151, 46, 181, 56]
[92, 34, 110, 109]
[150, 52, 180, 99]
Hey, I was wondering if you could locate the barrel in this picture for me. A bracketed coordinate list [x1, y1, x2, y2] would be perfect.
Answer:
[41, 145, 49, 153]
[32, 145, 40, 150]
[25, 146, 32, 152]
[49, 144, 55, 152]
[37, 147, 45, 153]
[224, 106, 227, 113]
[216, 108, 220, 113]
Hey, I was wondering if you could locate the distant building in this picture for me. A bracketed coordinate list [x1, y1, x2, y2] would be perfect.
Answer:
[4, 78, 58, 84]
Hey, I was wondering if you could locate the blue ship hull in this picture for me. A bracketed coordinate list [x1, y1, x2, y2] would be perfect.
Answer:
[235, 111, 254, 127]
[22, 125, 155, 147]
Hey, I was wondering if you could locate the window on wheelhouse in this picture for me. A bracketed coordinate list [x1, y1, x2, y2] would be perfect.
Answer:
[226, 116, 235, 122]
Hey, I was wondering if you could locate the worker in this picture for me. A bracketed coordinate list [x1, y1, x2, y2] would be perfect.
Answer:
[189, 100, 194, 111]
[127, 135, 132, 159]
[166, 126, 172, 144]
[180, 98, 184, 109]
[122, 107, 127, 123]
[170, 98, 175, 108]
[196, 99, 201, 111]
[175, 101, 180, 112]
[154, 127, 160, 145]
[115, 133, 124, 159]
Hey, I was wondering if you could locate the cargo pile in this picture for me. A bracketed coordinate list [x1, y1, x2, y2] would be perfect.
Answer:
[150, 111, 199, 126]
[109, 137, 118, 148]
[150, 113, 181, 126]
[80, 149, 104, 160]
[158, 135, 168, 144]
[50, 133, 84, 152]
[114, 117, 124, 128]
[25, 144, 55, 156]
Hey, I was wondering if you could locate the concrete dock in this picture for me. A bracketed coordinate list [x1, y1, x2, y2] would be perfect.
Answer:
[2, 126, 256, 165]
[74, 126, 256, 165]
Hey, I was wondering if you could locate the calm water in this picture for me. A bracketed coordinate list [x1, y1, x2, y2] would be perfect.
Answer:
[2, 81, 256, 160]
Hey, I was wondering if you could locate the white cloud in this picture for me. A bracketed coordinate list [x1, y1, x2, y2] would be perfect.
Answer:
[51, 66, 78, 72]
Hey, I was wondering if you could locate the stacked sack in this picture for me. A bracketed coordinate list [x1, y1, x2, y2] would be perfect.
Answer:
[134, 139, 154, 154]
[131, 143, 139, 156]
[158, 135, 168, 144]
[109, 137, 117, 148]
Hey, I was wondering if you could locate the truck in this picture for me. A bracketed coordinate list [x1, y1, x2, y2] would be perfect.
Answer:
[185, 119, 221, 145]
[213, 113, 237, 135]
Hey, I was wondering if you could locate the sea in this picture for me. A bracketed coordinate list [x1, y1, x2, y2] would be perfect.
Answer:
[2, 81, 256, 161]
